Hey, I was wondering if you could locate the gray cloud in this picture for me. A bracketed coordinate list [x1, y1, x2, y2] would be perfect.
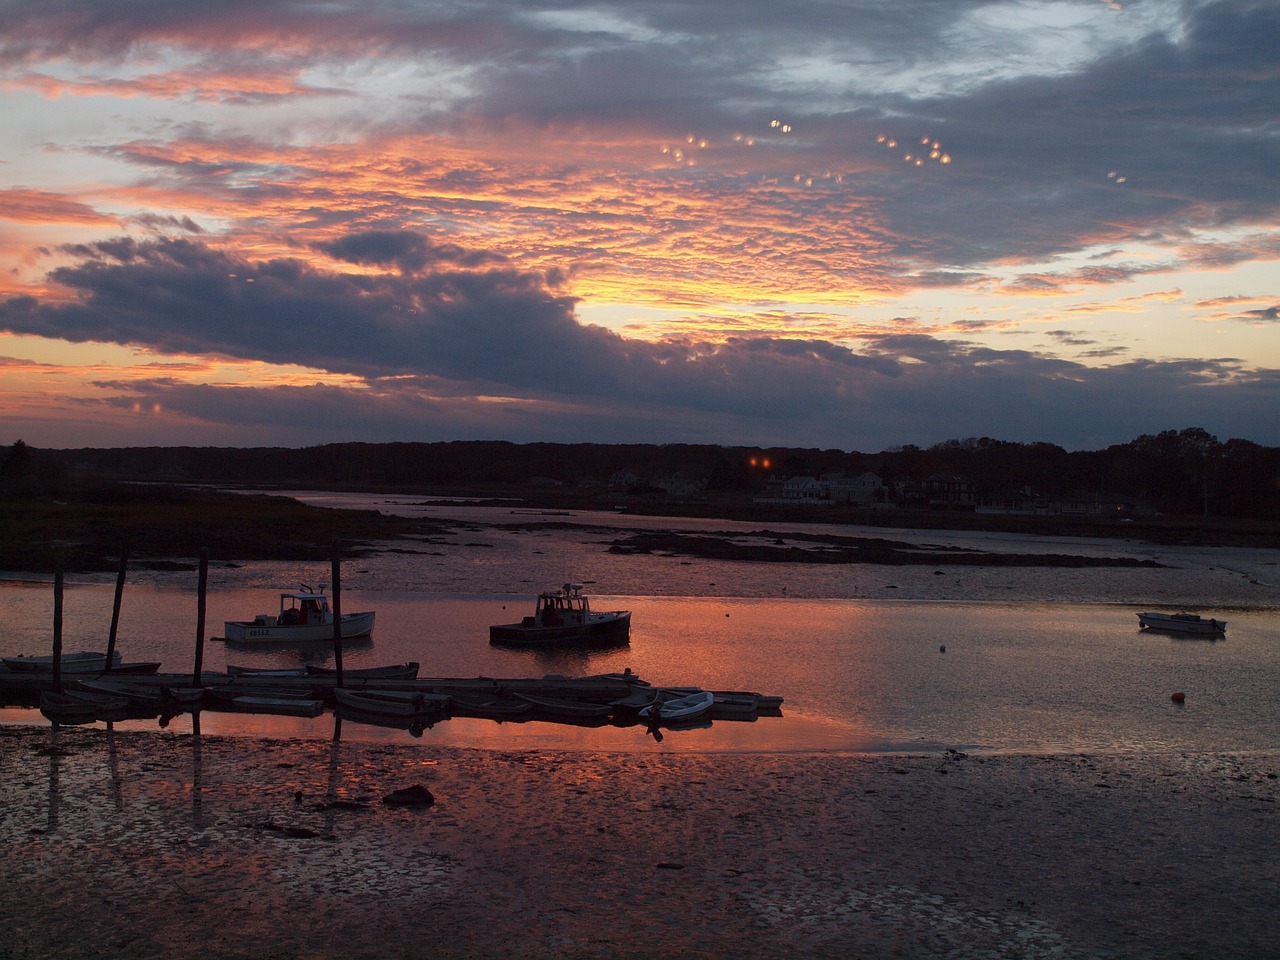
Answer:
[1242, 305, 1279, 322]
[314, 231, 508, 274]
[4, 234, 1278, 449]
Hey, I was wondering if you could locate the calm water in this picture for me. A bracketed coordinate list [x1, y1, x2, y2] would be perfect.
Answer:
[3, 492, 1278, 754]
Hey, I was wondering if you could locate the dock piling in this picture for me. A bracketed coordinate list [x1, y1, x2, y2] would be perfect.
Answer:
[192, 548, 208, 687]
[52, 568, 64, 690]
[105, 550, 128, 672]
[331, 540, 344, 689]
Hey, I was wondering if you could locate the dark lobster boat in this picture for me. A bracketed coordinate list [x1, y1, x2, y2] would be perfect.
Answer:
[489, 583, 630, 649]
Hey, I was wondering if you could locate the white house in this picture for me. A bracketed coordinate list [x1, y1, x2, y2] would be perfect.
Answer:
[782, 476, 825, 500]
[825, 472, 886, 504]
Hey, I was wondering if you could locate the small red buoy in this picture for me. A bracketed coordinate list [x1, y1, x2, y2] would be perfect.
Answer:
[1171, 691, 1185, 703]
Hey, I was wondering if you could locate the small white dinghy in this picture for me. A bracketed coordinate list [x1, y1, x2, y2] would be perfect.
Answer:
[638, 690, 714, 723]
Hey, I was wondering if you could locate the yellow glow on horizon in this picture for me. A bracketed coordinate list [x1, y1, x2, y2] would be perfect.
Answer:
[0, 334, 366, 389]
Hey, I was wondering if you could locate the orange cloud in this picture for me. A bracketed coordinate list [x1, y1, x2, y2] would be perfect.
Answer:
[74, 129, 906, 317]
[0, 189, 114, 225]
[6, 68, 341, 104]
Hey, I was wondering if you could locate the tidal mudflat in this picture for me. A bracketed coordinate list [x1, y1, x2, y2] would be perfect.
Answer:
[3, 725, 1277, 959]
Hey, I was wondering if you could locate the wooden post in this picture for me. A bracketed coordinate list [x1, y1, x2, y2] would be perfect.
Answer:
[105, 550, 128, 672]
[331, 540, 344, 688]
[192, 548, 208, 686]
[52, 568, 64, 690]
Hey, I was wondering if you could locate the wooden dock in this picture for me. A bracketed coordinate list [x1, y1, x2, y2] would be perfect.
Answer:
[0, 668, 643, 705]
[0, 666, 781, 728]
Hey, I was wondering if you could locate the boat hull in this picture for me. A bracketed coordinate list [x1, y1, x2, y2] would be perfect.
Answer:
[447, 693, 533, 720]
[489, 612, 631, 648]
[334, 688, 448, 718]
[1137, 612, 1226, 635]
[40, 690, 132, 724]
[306, 662, 419, 680]
[639, 690, 715, 723]
[3, 651, 122, 673]
[206, 694, 325, 717]
[74, 678, 165, 707]
[514, 693, 615, 721]
[222, 611, 376, 643]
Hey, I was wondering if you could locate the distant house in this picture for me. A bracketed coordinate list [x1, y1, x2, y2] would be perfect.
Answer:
[825, 472, 886, 504]
[609, 469, 641, 488]
[782, 476, 825, 500]
[1057, 492, 1158, 520]
[977, 487, 1050, 516]
[1055, 492, 1111, 518]
[925, 474, 975, 510]
[651, 472, 705, 498]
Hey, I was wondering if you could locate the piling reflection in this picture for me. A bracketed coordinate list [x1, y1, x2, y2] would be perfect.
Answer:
[324, 714, 342, 838]
[45, 723, 61, 834]
[105, 722, 123, 812]
[190, 710, 203, 827]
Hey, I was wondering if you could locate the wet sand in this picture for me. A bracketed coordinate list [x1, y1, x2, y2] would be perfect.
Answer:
[2, 725, 1277, 959]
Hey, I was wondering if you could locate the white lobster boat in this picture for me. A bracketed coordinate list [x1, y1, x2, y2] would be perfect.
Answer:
[223, 585, 375, 643]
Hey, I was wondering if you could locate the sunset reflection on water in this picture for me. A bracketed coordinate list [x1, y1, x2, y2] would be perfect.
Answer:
[3, 526, 1280, 755]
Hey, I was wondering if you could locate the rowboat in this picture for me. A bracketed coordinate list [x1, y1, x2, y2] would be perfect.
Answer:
[306, 662, 420, 680]
[3, 651, 121, 673]
[489, 583, 630, 648]
[447, 693, 533, 720]
[334, 688, 449, 718]
[514, 693, 615, 721]
[225, 665, 307, 677]
[639, 690, 714, 723]
[107, 662, 163, 674]
[612, 688, 662, 715]
[75, 678, 165, 707]
[39, 690, 132, 724]
[208, 694, 325, 717]
[659, 687, 784, 717]
[161, 686, 208, 706]
[222, 584, 375, 643]
[1137, 612, 1227, 636]
[206, 685, 318, 702]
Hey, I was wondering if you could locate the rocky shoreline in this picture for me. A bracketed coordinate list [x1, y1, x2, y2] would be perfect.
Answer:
[604, 528, 1165, 567]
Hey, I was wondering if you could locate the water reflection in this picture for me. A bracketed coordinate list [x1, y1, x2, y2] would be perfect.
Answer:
[5, 569, 1279, 754]
[190, 711, 203, 827]
[106, 723, 123, 812]
[324, 715, 342, 838]
[45, 724, 61, 834]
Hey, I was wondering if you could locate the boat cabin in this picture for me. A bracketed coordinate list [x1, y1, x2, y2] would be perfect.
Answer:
[277, 588, 332, 626]
[529, 583, 593, 628]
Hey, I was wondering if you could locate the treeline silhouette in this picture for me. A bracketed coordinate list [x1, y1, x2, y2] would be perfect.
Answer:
[6, 427, 1278, 520]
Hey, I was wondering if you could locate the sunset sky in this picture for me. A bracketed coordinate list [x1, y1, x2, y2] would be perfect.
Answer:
[1, 0, 1277, 453]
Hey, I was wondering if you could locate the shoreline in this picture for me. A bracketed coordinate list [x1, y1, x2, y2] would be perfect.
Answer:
[4, 725, 1278, 959]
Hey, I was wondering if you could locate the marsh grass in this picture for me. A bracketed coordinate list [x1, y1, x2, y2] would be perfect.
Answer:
[1, 481, 446, 573]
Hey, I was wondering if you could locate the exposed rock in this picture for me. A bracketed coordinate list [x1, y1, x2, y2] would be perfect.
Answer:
[383, 784, 435, 807]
